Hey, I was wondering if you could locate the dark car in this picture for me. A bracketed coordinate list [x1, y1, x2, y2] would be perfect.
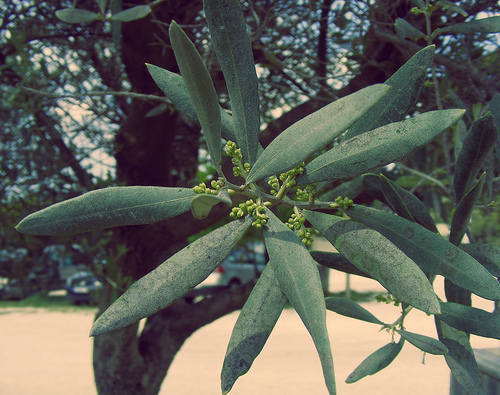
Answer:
[65, 272, 102, 305]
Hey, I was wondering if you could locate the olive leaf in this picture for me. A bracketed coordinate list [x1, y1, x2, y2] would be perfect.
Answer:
[437, 15, 500, 35]
[111, 5, 151, 22]
[325, 297, 385, 325]
[453, 112, 498, 203]
[395, 330, 448, 355]
[146, 64, 236, 142]
[344, 205, 500, 301]
[345, 340, 404, 383]
[297, 109, 465, 184]
[221, 263, 287, 394]
[264, 209, 336, 395]
[245, 84, 390, 184]
[169, 21, 222, 173]
[435, 318, 484, 395]
[449, 172, 485, 246]
[379, 174, 415, 222]
[55, 8, 100, 24]
[90, 216, 252, 337]
[190, 189, 232, 220]
[204, 0, 260, 166]
[439, 302, 500, 340]
[16, 186, 196, 236]
[362, 174, 438, 232]
[395, 18, 426, 40]
[310, 251, 370, 278]
[303, 210, 440, 315]
[342, 45, 435, 141]
[459, 244, 500, 277]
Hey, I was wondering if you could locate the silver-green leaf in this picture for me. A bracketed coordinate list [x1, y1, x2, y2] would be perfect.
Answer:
[245, 84, 390, 184]
[204, 0, 260, 166]
[264, 210, 336, 395]
[396, 329, 448, 355]
[221, 263, 287, 394]
[16, 186, 196, 235]
[304, 210, 440, 315]
[169, 21, 222, 172]
[90, 216, 252, 336]
[111, 5, 151, 22]
[297, 109, 465, 184]
[191, 190, 232, 220]
[55, 8, 100, 24]
[325, 297, 384, 325]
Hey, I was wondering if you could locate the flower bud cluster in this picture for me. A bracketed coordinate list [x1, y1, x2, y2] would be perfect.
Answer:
[225, 140, 250, 178]
[375, 294, 401, 307]
[268, 163, 305, 198]
[331, 196, 354, 209]
[296, 184, 316, 202]
[192, 179, 224, 195]
[229, 199, 269, 229]
[286, 213, 313, 246]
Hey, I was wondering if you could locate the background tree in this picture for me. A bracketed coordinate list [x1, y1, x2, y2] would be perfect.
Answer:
[2, 0, 500, 394]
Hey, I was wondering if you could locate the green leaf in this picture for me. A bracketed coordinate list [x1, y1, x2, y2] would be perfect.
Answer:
[453, 113, 498, 203]
[439, 302, 500, 340]
[449, 172, 485, 245]
[264, 210, 336, 394]
[15, 187, 196, 236]
[379, 174, 415, 222]
[146, 64, 236, 142]
[110, 5, 151, 22]
[245, 84, 390, 184]
[221, 263, 287, 394]
[297, 109, 465, 184]
[325, 297, 385, 325]
[460, 244, 500, 277]
[395, 18, 426, 40]
[362, 174, 438, 232]
[345, 341, 404, 383]
[95, 0, 107, 14]
[435, 318, 484, 395]
[55, 8, 100, 24]
[304, 210, 440, 315]
[342, 45, 435, 141]
[190, 190, 232, 220]
[436, 1, 468, 17]
[309, 251, 370, 278]
[344, 205, 500, 301]
[204, 0, 260, 166]
[169, 21, 222, 172]
[90, 216, 252, 336]
[396, 330, 448, 355]
[438, 15, 500, 35]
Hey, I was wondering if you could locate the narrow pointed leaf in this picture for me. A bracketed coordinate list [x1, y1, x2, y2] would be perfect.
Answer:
[449, 172, 485, 245]
[191, 190, 232, 220]
[55, 8, 100, 24]
[245, 84, 390, 184]
[435, 318, 484, 395]
[379, 174, 415, 222]
[204, 0, 260, 166]
[438, 15, 500, 35]
[345, 341, 404, 383]
[16, 187, 196, 236]
[221, 263, 287, 394]
[325, 297, 385, 325]
[342, 45, 435, 141]
[344, 205, 500, 301]
[304, 210, 440, 315]
[362, 174, 438, 232]
[264, 210, 336, 394]
[90, 216, 252, 336]
[298, 109, 465, 184]
[395, 18, 426, 40]
[460, 244, 500, 277]
[111, 5, 151, 22]
[454, 113, 498, 203]
[146, 64, 236, 142]
[169, 21, 222, 172]
[439, 302, 500, 340]
[396, 330, 448, 355]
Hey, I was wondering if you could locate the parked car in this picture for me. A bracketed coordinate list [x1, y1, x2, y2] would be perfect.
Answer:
[65, 272, 102, 305]
[213, 242, 267, 288]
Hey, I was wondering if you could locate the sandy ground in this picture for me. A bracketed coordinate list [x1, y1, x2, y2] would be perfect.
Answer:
[1, 274, 498, 395]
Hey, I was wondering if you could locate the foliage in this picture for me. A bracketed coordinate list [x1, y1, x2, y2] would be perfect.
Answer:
[12, 0, 500, 394]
